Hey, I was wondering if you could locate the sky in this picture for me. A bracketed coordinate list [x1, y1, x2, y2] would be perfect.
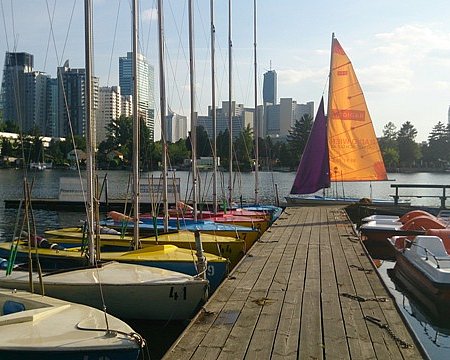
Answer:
[2, 0, 450, 142]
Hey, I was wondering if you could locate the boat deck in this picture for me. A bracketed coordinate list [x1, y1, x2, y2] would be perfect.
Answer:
[163, 206, 424, 359]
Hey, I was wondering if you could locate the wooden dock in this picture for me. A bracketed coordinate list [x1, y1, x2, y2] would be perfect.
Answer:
[163, 206, 424, 359]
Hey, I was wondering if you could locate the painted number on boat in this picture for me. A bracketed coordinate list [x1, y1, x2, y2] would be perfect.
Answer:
[169, 286, 187, 300]
[207, 264, 214, 277]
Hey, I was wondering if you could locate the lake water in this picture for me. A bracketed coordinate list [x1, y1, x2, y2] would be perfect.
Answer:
[1, 168, 450, 359]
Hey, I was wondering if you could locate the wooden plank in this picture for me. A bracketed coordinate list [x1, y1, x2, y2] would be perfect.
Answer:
[163, 206, 424, 360]
[320, 207, 351, 360]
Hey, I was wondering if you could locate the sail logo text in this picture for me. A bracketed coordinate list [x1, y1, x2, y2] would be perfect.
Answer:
[331, 109, 365, 121]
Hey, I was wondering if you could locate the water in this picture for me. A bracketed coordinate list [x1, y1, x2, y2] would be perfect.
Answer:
[1, 168, 450, 359]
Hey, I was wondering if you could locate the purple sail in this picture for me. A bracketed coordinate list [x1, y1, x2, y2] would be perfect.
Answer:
[290, 97, 330, 194]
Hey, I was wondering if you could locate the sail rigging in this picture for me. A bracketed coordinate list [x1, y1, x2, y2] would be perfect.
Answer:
[328, 36, 387, 182]
[290, 34, 387, 197]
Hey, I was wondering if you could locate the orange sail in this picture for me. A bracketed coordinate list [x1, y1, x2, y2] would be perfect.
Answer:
[327, 37, 387, 182]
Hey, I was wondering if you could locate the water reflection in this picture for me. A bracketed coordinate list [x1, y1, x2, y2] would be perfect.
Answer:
[376, 260, 450, 359]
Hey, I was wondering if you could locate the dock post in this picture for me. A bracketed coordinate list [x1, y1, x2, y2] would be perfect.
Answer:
[441, 187, 446, 209]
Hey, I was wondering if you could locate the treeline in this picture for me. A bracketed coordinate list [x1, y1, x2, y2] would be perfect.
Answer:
[1, 114, 450, 171]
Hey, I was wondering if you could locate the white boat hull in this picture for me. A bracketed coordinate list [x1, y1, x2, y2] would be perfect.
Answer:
[0, 262, 208, 320]
[0, 288, 141, 359]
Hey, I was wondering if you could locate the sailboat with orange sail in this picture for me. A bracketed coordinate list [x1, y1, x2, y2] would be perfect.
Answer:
[286, 34, 403, 206]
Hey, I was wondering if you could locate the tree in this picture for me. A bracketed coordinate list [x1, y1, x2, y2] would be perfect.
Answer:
[185, 125, 212, 158]
[234, 125, 253, 171]
[397, 121, 420, 167]
[379, 121, 399, 169]
[216, 129, 230, 168]
[286, 114, 313, 168]
[422, 121, 450, 168]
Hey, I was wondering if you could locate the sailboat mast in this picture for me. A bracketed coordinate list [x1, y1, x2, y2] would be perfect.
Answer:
[132, 0, 140, 248]
[210, 0, 217, 214]
[157, 0, 169, 231]
[253, 0, 259, 204]
[84, 0, 95, 265]
[327, 33, 335, 135]
[188, 0, 198, 221]
[228, 0, 233, 207]
[327, 32, 335, 198]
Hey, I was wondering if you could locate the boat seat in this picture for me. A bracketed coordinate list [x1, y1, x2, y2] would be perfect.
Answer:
[2, 300, 25, 315]
[413, 236, 450, 262]
[425, 229, 450, 255]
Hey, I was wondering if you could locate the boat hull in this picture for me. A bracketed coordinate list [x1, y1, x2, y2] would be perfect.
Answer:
[0, 288, 141, 359]
[0, 242, 228, 292]
[0, 263, 208, 320]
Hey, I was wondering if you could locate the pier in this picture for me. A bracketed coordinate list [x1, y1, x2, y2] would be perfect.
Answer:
[163, 206, 424, 359]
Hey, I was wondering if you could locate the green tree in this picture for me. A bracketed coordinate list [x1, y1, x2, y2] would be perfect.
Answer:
[234, 125, 253, 172]
[185, 125, 212, 158]
[422, 121, 450, 168]
[216, 129, 230, 168]
[379, 121, 399, 169]
[397, 121, 420, 167]
[286, 114, 313, 168]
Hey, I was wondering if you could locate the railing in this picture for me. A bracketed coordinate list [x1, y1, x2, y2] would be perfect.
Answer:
[391, 184, 450, 208]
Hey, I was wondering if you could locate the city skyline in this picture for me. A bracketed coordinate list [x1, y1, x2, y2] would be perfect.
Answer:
[2, 1, 450, 141]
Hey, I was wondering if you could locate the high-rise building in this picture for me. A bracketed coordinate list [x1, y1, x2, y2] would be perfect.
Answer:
[266, 98, 314, 140]
[166, 108, 188, 143]
[263, 70, 277, 106]
[119, 52, 155, 140]
[1, 52, 34, 131]
[96, 86, 121, 144]
[197, 101, 254, 140]
[57, 60, 98, 138]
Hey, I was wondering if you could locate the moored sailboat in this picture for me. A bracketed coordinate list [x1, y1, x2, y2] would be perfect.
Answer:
[0, 287, 144, 360]
[286, 34, 395, 206]
[0, 0, 210, 320]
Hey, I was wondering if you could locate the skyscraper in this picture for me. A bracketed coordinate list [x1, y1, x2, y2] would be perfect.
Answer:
[57, 60, 98, 138]
[263, 69, 277, 106]
[119, 52, 155, 140]
[1, 52, 33, 130]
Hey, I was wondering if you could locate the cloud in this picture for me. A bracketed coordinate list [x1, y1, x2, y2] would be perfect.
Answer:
[278, 67, 327, 85]
[142, 8, 157, 22]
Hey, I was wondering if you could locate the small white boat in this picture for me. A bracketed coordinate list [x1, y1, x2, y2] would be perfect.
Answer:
[359, 214, 444, 244]
[0, 261, 208, 320]
[389, 234, 450, 317]
[0, 287, 143, 360]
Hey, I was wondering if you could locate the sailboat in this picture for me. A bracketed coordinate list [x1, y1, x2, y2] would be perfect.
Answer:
[0, 287, 143, 360]
[0, 0, 210, 321]
[286, 34, 395, 206]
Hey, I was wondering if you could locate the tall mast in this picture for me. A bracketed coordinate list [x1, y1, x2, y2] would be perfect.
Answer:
[210, 0, 217, 214]
[157, 0, 169, 231]
[253, 0, 259, 204]
[227, 0, 233, 207]
[188, 0, 198, 221]
[84, 0, 95, 265]
[132, 0, 140, 248]
[327, 33, 335, 133]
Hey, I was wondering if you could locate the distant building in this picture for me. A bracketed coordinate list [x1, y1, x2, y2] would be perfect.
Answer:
[119, 52, 155, 140]
[265, 98, 314, 140]
[448, 106, 450, 126]
[197, 101, 254, 140]
[263, 70, 277, 106]
[1, 52, 51, 134]
[166, 108, 187, 143]
[57, 60, 98, 138]
[96, 86, 121, 144]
